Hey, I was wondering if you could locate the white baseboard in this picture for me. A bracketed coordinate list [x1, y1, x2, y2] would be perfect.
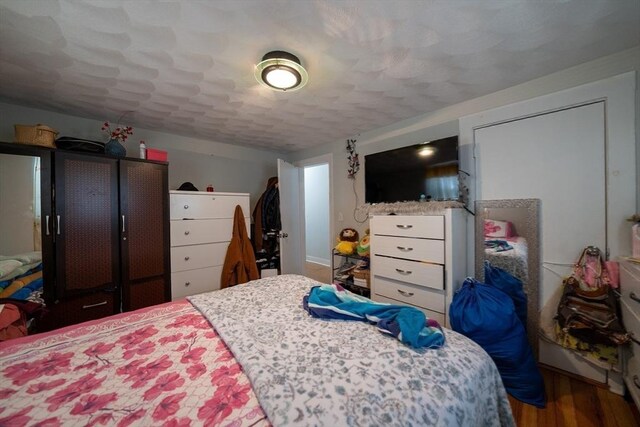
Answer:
[306, 256, 330, 266]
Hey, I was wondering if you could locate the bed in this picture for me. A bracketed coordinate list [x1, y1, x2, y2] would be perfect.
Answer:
[0, 252, 44, 303]
[484, 236, 529, 283]
[0, 275, 514, 426]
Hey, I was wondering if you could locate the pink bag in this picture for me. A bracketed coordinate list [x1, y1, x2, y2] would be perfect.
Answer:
[571, 246, 611, 296]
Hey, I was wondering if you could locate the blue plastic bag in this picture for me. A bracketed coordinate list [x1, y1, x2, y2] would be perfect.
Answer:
[450, 278, 545, 408]
[484, 261, 527, 329]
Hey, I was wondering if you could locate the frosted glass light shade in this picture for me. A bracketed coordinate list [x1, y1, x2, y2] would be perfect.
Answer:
[255, 51, 308, 92]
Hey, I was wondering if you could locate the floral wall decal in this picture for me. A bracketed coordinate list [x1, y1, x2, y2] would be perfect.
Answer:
[346, 138, 359, 179]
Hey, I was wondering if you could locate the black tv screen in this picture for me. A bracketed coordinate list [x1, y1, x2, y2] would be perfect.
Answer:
[365, 136, 459, 204]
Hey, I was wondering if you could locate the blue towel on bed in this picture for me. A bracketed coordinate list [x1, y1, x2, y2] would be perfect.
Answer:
[303, 284, 445, 349]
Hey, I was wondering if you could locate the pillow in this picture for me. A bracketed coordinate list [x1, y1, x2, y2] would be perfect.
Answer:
[0, 260, 22, 279]
[484, 219, 514, 238]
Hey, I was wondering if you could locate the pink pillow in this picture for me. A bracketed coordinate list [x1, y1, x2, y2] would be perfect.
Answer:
[484, 219, 514, 238]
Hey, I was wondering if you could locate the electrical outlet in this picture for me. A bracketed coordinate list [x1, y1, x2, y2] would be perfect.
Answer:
[338, 212, 344, 222]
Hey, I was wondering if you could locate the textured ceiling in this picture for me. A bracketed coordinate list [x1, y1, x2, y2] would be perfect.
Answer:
[0, 0, 638, 152]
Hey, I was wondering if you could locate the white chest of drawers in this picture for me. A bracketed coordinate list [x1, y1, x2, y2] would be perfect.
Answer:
[620, 258, 640, 407]
[370, 209, 466, 327]
[170, 191, 250, 299]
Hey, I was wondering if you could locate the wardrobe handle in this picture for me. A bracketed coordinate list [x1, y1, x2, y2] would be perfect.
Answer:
[184, 256, 190, 261]
[122, 215, 126, 233]
[397, 289, 414, 297]
[185, 282, 191, 287]
[396, 224, 413, 229]
[184, 204, 189, 209]
[184, 230, 190, 235]
[634, 375, 640, 389]
[82, 301, 107, 309]
[630, 292, 640, 304]
[56, 215, 61, 235]
[396, 246, 413, 252]
[395, 268, 412, 275]
[45, 215, 50, 235]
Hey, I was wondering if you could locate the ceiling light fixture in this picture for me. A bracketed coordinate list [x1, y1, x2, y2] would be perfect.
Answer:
[255, 50, 308, 92]
[418, 146, 436, 157]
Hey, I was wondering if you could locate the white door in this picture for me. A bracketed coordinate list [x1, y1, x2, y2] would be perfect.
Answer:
[475, 102, 607, 380]
[475, 101, 606, 308]
[277, 159, 303, 275]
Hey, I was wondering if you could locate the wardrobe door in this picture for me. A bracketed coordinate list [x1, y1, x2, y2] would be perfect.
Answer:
[54, 153, 120, 299]
[120, 160, 170, 311]
[0, 143, 54, 304]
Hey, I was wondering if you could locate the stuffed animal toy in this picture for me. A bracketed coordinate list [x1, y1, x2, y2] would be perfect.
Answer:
[356, 229, 370, 257]
[335, 228, 359, 255]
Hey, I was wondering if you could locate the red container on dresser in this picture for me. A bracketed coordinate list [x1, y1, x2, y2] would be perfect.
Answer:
[146, 148, 168, 161]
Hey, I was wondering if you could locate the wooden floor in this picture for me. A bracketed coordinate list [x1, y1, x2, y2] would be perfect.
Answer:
[509, 368, 640, 426]
[304, 260, 332, 283]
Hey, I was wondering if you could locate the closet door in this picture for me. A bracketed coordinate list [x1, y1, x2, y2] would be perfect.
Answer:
[475, 101, 606, 307]
[120, 160, 170, 311]
[50, 153, 119, 329]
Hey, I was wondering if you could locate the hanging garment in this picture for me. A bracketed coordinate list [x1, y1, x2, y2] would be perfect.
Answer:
[221, 205, 259, 288]
[252, 177, 280, 251]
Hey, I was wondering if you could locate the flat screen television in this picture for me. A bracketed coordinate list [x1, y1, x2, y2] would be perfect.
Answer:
[365, 136, 460, 204]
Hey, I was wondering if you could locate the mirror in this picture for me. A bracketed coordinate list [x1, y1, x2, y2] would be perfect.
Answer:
[475, 198, 541, 359]
[0, 152, 44, 290]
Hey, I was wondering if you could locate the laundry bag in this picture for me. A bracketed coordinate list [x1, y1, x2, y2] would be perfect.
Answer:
[450, 278, 545, 408]
[484, 261, 527, 329]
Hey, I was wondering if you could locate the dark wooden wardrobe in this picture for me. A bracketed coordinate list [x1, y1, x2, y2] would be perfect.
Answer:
[0, 142, 170, 331]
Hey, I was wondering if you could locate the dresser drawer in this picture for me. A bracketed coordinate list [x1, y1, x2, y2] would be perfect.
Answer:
[171, 242, 228, 272]
[625, 354, 640, 409]
[372, 294, 446, 325]
[621, 299, 640, 345]
[371, 215, 444, 239]
[373, 255, 444, 290]
[170, 193, 249, 220]
[374, 276, 445, 313]
[621, 260, 640, 315]
[171, 266, 222, 300]
[372, 235, 444, 263]
[171, 219, 235, 246]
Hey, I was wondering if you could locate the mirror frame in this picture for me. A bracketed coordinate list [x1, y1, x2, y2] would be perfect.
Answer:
[0, 142, 54, 303]
[475, 198, 541, 359]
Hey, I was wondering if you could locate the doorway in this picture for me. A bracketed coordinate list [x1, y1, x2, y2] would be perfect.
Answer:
[300, 155, 332, 283]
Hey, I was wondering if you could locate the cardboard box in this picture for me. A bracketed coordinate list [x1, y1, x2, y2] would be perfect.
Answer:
[146, 148, 167, 161]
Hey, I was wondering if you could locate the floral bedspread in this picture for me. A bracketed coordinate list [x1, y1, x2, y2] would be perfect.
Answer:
[0, 300, 268, 427]
[190, 275, 515, 427]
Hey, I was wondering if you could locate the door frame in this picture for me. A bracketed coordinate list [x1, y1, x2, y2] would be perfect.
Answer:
[296, 154, 334, 269]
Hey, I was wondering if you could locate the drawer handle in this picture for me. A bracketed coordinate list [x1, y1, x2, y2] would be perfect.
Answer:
[634, 375, 640, 389]
[184, 205, 189, 209]
[630, 292, 640, 304]
[185, 282, 191, 287]
[630, 332, 640, 346]
[184, 230, 190, 235]
[397, 289, 414, 297]
[184, 256, 190, 261]
[396, 246, 413, 252]
[395, 268, 412, 275]
[82, 301, 107, 309]
[396, 224, 413, 229]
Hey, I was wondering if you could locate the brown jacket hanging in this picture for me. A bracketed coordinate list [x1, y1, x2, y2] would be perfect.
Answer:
[221, 205, 259, 288]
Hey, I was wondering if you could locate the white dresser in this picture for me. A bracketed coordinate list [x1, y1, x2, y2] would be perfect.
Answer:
[620, 258, 640, 407]
[370, 209, 466, 327]
[169, 191, 250, 299]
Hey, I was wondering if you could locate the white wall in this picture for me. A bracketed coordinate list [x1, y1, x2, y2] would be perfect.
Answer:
[0, 102, 288, 214]
[304, 164, 330, 265]
[289, 46, 640, 257]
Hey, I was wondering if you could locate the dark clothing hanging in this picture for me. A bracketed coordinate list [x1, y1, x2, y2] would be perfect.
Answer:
[221, 205, 259, 288]
[252, 177, 280, 251]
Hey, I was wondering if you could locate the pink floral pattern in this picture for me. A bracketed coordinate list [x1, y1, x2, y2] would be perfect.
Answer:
[0, 301, 269, 427]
